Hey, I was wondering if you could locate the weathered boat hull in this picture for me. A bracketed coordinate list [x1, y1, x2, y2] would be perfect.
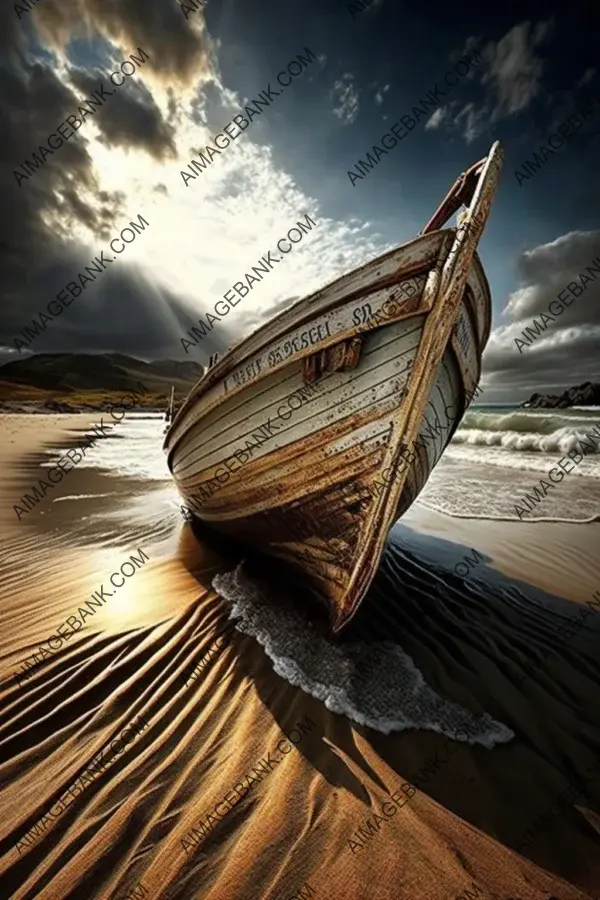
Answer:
[165, 142, 503, 631]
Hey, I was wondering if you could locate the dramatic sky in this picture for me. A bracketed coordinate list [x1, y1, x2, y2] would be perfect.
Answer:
[0, 0, 598, 402]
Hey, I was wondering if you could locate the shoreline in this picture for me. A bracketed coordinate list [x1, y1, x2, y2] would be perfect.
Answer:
[404, 503, 600, 604]
[1, 413, 599, 899]
[4, 410, 598, 603]
[0, 404, 166, 414]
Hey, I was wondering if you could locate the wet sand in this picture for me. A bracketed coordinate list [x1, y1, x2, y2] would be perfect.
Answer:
[406, 503, 600, 604]
[0, 413, 599, 900]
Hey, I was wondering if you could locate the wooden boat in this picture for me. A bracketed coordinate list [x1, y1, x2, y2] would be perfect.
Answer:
[164, 141, 503, 632]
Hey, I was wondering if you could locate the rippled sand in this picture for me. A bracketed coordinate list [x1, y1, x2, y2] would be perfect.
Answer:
[0, 413, 599, 900]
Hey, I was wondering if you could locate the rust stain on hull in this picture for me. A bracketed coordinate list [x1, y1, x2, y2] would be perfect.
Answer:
[203, 453, 389, 627]
[303, 335, 364, 383]
[166, 142, 504, 633]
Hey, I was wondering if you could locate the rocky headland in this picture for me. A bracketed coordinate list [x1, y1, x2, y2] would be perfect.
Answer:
[521, 381, 600, 409]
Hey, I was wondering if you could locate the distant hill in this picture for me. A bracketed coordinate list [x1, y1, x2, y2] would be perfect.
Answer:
[0, 352, 204, 410]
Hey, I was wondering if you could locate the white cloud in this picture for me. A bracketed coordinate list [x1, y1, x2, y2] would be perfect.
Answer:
[424, 106, 447, 130]
[453, 102, 490, 143]
[44, 59, 390, 356]
[532, 18, 554, 45]
[578, 67, 596, 87]
[352, 0, 384, 14]
[374, 82, 390, 106]
[433, 20, 554, 145]
[483, 19, 553, 119]
[331, 72, 360, 125]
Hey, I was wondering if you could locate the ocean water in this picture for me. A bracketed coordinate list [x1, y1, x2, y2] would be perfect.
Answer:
[421, 404, 600, 522]
[43, 405, 600, 524]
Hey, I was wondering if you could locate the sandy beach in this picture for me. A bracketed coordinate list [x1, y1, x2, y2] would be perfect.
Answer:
[1, 413, 599, 900]
[2, 1, 599, 898]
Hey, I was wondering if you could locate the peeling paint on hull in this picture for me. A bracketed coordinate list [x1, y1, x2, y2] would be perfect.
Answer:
[165, 143, 503, 631]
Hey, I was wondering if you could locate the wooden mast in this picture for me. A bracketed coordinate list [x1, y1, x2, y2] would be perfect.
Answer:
[165, 386, 175, 424]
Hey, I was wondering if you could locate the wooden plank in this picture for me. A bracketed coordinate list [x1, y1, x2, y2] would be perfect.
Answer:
[167, 142, 503, 632]
[175, 318, 423, 483]
[333, 141, 504, 629]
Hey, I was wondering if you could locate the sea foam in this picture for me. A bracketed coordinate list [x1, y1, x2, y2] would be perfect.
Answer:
[455, 409, 600, 456]
[214, 564, 514, 747]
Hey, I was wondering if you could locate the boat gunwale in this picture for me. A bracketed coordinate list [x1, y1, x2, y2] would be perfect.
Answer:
[332, 139, 503, 631]
[174, 325, 421, 481]
[165, 229, 490, 457]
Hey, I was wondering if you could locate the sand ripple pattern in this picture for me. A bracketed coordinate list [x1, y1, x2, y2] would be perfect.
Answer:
[0, 524, 598, 900]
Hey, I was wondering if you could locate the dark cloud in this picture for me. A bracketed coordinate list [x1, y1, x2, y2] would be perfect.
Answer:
[508, 230, 600, 325]
[0, 261, 227, 366]
[0, 43, 110, 321]
[33, 0, 210, 89]
[69, 66, 177, 160]
[482, 230, 600, 401]
[0, 0, 212, 362]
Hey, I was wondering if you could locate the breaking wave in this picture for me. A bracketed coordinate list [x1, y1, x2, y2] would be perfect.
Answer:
[422, 406, 600, 520]
[455, 409, 600, 454]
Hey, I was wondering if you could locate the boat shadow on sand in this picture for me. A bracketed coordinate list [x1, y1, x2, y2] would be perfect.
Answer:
[188, 515, 600, 877]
